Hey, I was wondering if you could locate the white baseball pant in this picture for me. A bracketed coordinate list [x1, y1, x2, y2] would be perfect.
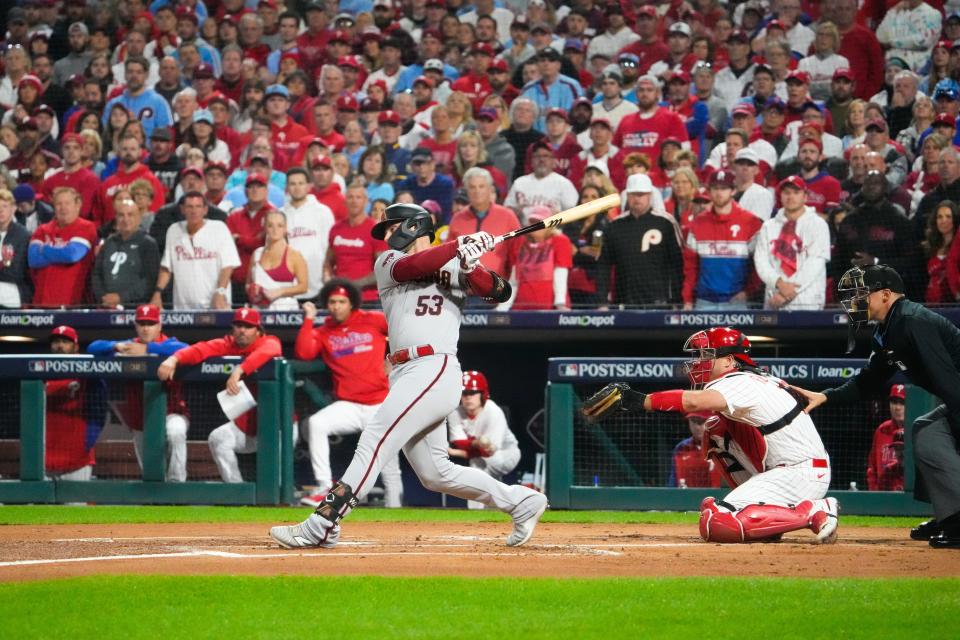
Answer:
[466, 448, 522, 510]
[131, 414, 189, 482]
[46, 466, 93, 481]
[305, 400, 403, 507]
[722, 462, 831, 511]
[208, 421, 299, 483]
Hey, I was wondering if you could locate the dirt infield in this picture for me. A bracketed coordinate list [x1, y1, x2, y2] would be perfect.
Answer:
[1, 521, 957, 581]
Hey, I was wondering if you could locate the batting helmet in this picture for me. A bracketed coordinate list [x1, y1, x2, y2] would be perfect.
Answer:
[682, 327, 757, 389]
[461, 370, 489, 403]
[371, 203, 436, 251]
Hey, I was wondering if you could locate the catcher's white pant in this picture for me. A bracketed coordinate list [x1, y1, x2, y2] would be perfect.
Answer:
[131, 414, 189, 482]
[208, 421, 298, 483]
[340, 354, 537, 513]
[722, 461, 831, 511]
[472, 447, 521, 479]
[305, 400, 403, 508]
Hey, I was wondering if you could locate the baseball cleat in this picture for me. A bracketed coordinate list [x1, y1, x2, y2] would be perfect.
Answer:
[910, 518, 942, 541]
[299, 492, 328, 508]
[269, 522, 340, 549]
[506, 492, 548, 547]
[810, 497, 839, 544]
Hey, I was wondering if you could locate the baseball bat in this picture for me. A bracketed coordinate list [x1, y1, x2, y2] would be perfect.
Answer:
[494, 193, 621, 245]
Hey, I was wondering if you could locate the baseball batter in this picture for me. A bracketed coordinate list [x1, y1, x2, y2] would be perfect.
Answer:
[448, 370, 522, 509]
[270, 203, 548, 549]
[295, 278, 403, 509]
[583, 326, 839, 544]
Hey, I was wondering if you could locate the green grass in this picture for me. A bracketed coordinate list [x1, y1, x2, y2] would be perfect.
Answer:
[0, 576, 956, 639]
[0, 505, 919, 528]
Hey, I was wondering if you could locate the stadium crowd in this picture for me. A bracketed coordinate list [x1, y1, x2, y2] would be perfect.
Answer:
[2, 0, 960, 311]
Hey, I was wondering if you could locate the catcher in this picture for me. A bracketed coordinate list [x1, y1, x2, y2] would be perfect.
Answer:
[582, 326, 839, 544]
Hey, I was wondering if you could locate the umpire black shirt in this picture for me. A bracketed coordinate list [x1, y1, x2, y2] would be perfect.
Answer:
[824, 298, 960, 433]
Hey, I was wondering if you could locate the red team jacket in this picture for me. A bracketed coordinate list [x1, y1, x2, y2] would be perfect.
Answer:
[866, 419, 904, 491]
[682, 203, 763, 304]
[294, 310, 389, 405]
[173, 333, 283, 435]
[45, 379, 106, 474]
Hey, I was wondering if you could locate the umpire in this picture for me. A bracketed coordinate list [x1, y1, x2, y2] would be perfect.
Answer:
[794, 264, 960, 549]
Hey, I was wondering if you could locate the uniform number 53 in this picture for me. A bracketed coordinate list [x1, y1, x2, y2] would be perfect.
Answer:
[415, 295, 444, 316]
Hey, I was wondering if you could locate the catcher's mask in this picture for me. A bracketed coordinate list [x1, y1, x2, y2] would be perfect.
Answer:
[682, 327, 756, 390]
[837, 264, 905, 352]
[371, 203, 436, 251]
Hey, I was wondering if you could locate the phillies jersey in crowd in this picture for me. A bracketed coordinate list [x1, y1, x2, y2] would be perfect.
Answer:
[503, 172, 579, 224]
[102, 89, 174, 139]
[506, 234, 573, 310]
[271, 118, 310, 173]
[283, 195, 335, 299]
[866, 419, 905, 491]
[160, 220, 242, 309]
[802, 171, 842, 213]
[40, 167, 100, 221]
[29, 216, 98, 306]
[450, 72, 492, 112]
[45, 378, 107, 474]
[86, 333, 189, 430]
[522, 134, 583, 177]
[294, 310, 390, 405]
[668, 436, 723, 488]
[683, 203, 763, 304]
[93, 163, 167, 227]
[611, 108, 688, 188]
[328, 217, 388, 302]
[173, 332, 282, 436]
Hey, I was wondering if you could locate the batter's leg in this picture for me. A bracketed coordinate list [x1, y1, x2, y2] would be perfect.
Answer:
[165, 414, 189, 482]
[403, 422, 547, 546]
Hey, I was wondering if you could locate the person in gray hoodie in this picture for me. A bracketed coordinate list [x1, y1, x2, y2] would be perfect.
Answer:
[91, 192, 159, 308]
[476, 107, 516, 190]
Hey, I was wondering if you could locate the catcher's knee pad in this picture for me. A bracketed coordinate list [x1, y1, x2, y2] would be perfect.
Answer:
[701, 503, 814, 543]
[314, 480, 359, 524]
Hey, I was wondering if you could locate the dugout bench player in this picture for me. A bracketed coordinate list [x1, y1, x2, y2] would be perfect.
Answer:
[791, 265, 960, 549]
[583, 326, 839, 544]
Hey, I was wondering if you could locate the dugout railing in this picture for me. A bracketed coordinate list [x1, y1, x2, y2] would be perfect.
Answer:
[545, 358, 938, 516]
[0, 355, 297, 505]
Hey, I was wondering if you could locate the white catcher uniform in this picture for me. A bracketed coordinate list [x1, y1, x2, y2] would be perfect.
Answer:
[447, 399, 522, 479]
[703, 370, 831, 512]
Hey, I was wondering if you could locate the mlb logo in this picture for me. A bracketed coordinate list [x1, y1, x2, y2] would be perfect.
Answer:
[28, 361, 46, 373]
[559, 364, 579, 377]
[111, 314, 130, 326]
[666, 314, 681, 326]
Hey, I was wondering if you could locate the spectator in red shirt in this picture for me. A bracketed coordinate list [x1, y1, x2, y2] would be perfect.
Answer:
[866, 384, 907, 491]
[825, 0, 885, 99]
[264, 84, 310, 173]
[797, 138, 842, 213]
[925, 200, 959, 304]
[668, 411, 723, 488]
[296, 2, 331, 75]
[158, 307, 283, 483]
[309, 100, 346, 151]
[309, 156, 348, 222]
[93, 134, 166, 230]
[420, 105, 459, 175]
[497, 205, 573, 310]
[618, 6, 669, 75]
[324, 182, 388, 303]
[227, 174, 275, 301]
[447, 167, 521, 275]
[28, 187, 99, 307]
[524, 107, 583, 180]
[40, 133, 99, 222]
[451, 42, 494, 112]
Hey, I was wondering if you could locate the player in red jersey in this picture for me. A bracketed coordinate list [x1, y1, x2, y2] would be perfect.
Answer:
[157, 308, 282, 483]
[28, 187, 98, 307]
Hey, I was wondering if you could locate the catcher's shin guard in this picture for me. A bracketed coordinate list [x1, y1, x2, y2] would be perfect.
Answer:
[699, 498, 814, 543]
[314, 480, 359, 524]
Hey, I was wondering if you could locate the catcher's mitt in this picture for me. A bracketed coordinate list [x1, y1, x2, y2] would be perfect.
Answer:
[581, 382, 646, 420]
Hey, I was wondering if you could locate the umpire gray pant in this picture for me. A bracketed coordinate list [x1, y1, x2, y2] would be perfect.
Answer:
[912, 405, 960, 521]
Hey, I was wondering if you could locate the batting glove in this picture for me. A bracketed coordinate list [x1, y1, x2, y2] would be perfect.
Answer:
[458, 231, 496, 252]
[458, 241, 485, 273]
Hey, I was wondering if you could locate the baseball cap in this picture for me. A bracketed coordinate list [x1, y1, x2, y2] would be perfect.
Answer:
[546, 107, 568, 121]
[889, 384, 906, 400]
[454, 188, 469, 204]
[530, 22, 551, 34]
[311, 156, 332, 169]
[727, 29, 750, 44]
[135, 304, 161, 323]
[731, 102, 756, 117]
[412, 75, 435, 89]
[378, 110, 401, 125]
[232, 307, 262, 328]
[18, 117, 38, 131]
[476, 107, 498, 121]
[175, 6, 199, 23]
[336, 94, 360, 111]
[193, 63, 215, 80]
[410, 147, 433, 162]
[861, 264, 905, 294]
[17, 75, 43, 92]
[204, 160, 229, 175]
[360, 97, 381, 112]
[526, 205, 553, 223]
[421, 199, 442, 215]
[763, 96, 786, 112]
[60, 132, 84, 147]
[488, 58, 509, 73]
[589, 117, 612, 129]
[709, 170, 735, 188]
[180, 166, 203, 180]
[245, 173, 268, 187]
[885, 56, 910, 71]
[786, 70, 811, 85]
[333, 12, 355, 25]
[766, 19, 788, 31]
[337, 55, 360, 70]
[511, 15, 531, 29]
[667, 70, 691, 85]
[734, 148, 760, 165]
[68, 21, 89, 35]
[618, 52, 640, 67]
[329, 29, 351, 44]
[686, 410, 713, 420]
[423, 58, 445, 72]
[472, 42, 495, 57]
[529, 140, 552, 154]
[636, 5, 657, 18]
[934, 112, 956, 127]
[935, 86, 960, 101]
[421, 28, 443, 41]
[51, 325, 79, 344]
[625, 173, 654, 194]
[668, 22, 691, 37]
[265, 84, 290, 100]
[799, 136, 823, 153]
[563, 39, 584, 52]
[832, 68, 855, 82]
[12, 184, 35, 204]
[33, 104, 55, 118]
[865, 118, 888, 132]
[778, 175, 807, 192]
[150, 127, 173, 141]
[693, 187, 711, 202]
[538, 47, 562, 61]
[192, 108, 214, 125]
[800, 121, 824, 135]
[248, 154, 271, 167]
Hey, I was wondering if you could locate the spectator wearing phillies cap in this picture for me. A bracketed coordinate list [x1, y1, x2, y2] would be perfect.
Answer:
[450, 43, 495, 112]
[682, 169, 763, 310]
[784, 70, 815, 128]
[798, 23, 851, 103]
[707, 103, 778, 171]
[618, 6, 670, 76]
[520, 46, 584, 131]
[158, 307, 282, 483]
[524, 108, 583, 183]
[864, 384, 909, 492]
[826, 68, 856, 139]
[92, 191, 160, 308]
[307, 155, 348, 223]
[754, 175, 830, 310]
[485, 58, 519, 106]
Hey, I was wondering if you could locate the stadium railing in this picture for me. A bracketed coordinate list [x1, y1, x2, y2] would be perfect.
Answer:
[545, 357, 938, 516]
[0, 355, 296, 505]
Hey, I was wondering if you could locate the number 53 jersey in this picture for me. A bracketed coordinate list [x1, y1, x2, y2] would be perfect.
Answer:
[375, 249, 468, 356]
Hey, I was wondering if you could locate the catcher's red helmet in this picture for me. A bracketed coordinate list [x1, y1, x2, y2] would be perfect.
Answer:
[682, 327, 757, 389]
[461, 370, 489, 403]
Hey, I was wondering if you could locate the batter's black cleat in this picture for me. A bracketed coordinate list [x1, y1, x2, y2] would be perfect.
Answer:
[910, 519, 942, 541]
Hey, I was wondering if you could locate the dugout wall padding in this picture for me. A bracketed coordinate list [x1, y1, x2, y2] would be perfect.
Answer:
[546, 357, 935, 516]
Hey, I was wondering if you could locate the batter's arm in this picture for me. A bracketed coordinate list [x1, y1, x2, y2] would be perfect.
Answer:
[391, 242, 459, 281]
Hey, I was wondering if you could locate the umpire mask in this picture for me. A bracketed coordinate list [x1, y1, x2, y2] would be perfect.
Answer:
[837, 265, 905, 352]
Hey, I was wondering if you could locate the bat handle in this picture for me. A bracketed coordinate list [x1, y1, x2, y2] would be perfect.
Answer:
[493, 233, 510, 246]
